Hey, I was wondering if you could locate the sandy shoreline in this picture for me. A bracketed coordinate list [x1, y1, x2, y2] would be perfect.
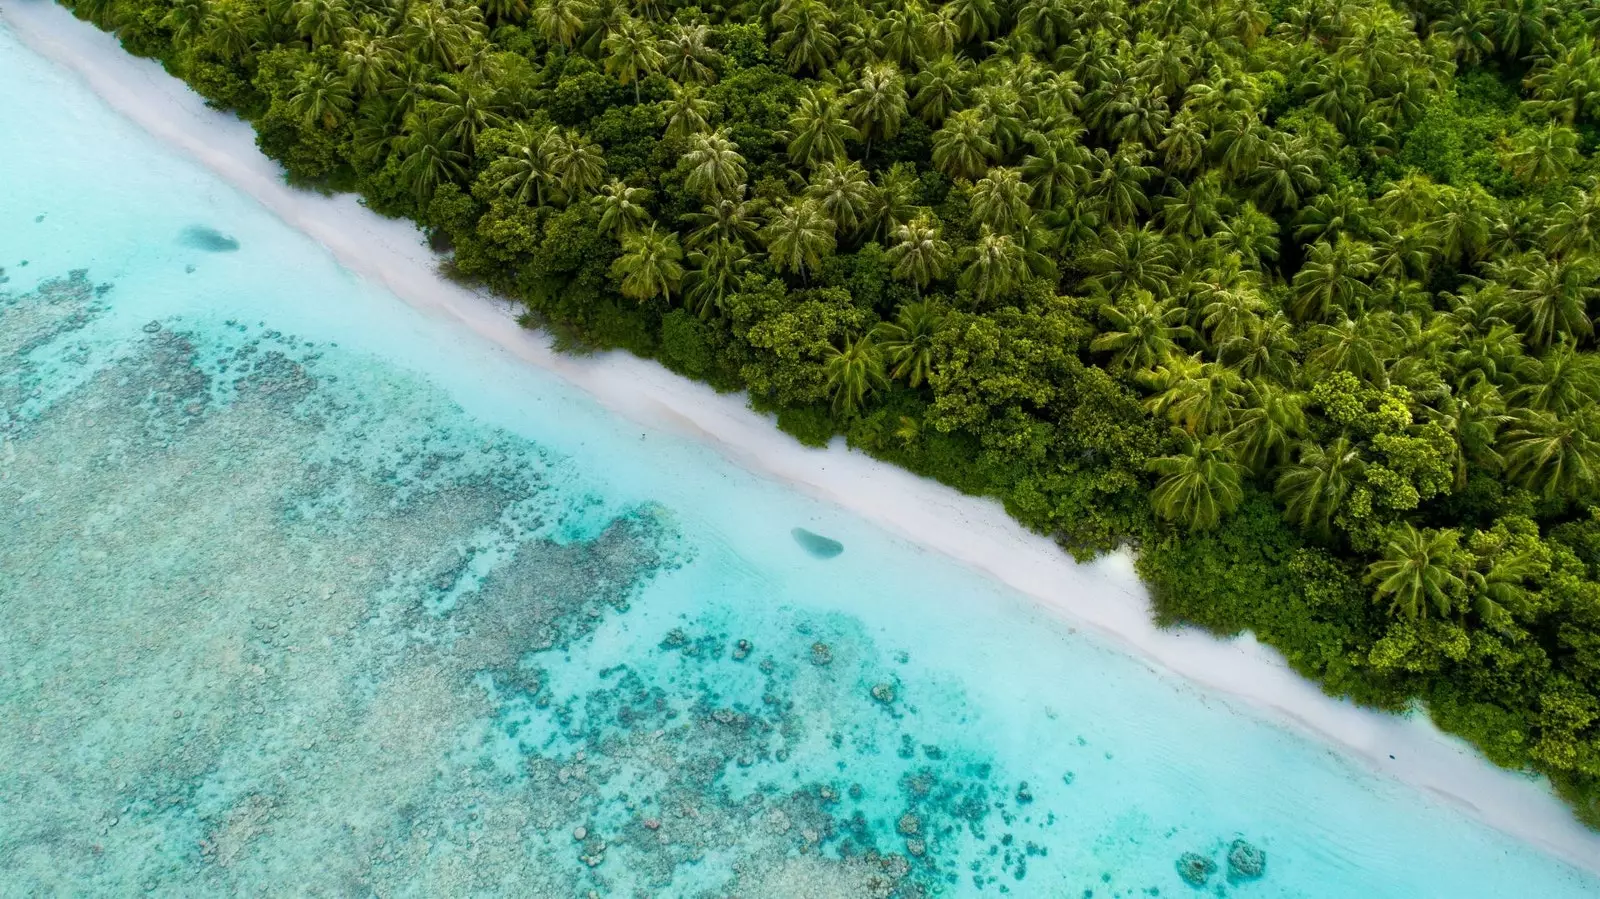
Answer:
[7, 0, 1600, 874]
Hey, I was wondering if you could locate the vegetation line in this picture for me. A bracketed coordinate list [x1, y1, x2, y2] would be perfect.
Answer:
[55, 0, 1600, 826]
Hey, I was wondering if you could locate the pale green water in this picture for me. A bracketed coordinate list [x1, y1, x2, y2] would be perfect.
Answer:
[2, 20, 1599, 899]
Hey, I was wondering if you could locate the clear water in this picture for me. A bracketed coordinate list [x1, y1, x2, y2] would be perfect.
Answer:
[2, 24, 1598, 899]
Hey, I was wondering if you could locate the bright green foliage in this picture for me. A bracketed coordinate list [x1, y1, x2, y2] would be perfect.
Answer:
[87, 0, 1600, 826]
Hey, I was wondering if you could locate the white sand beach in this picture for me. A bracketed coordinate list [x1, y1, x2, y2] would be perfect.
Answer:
[7, 0, 1600, 874]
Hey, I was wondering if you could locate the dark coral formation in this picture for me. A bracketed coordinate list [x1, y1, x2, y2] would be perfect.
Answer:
[1228, 838, 1266, 882]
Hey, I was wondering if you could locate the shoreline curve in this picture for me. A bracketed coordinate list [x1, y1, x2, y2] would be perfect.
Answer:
[6, 0, 1600, 876]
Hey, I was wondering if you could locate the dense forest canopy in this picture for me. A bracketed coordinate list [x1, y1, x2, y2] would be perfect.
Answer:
[65, 0, 1600, 823]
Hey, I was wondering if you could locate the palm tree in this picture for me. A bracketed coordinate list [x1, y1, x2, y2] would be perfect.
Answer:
[683, 130, 747, 202]
[1141, 355, 1245, 436]
[805, 160, 874, 237]
[288, 64, 355, 130]
[911, 55, 971, 125]
[1316, 313, 1399, 381]
[1209, 204, 1280, 270]
[1546, 186, 1600, 258]
[1524, 37, 1600, 124]
[1275, 437, 1364, 537]
[1014, 0, 1077, 52]
[787, 87, 858, 170]
[1289, 238, 1377, 321]
[662, 84, 715, 142]
[1251, 139, 1323, 212]
[530, 0, 592, 48]
[823, 334, 888, 416]
[682, 238, 750, 319]
[1090, 291, 1191, 373]
[1503, 124, 1581, 187]
[1226, 381, 1306, 472]
[963, 167, 1030, 235]
[1433, 0, 1496, 65]
[944, 0, 999, 41]
[885, 217, 953, 292]
[161, 0, 211, 48]
[1082, 226, 1178, 298]
[291, 0, 350, 47]
[873, 301, 946, 387]
[541, 128, 606, 201]
[660, 22, 720, 85]
[398, 120, 467, 203]
[201, 0, 262, 60]
[1509, 344, 1600, 417]
[1021, 128, 1090, 211]
[602, 15, 663, 103]
[1224, 312, 1299, 382]
[772, 0, 839, 75]
[682, 195, 760, 249]
[594, 178, 652, 237]
[763, 201, 836, 279]
[864, 164, 922, 244]
[1502, 408, 1600, 501]
[1427, 186, 1492, 267]
[846, 62, 908, 161]
[931, 108, 998, 180]
[958, 228, 1048, 305]
[430, 79, 505, 154]
[1375, 173, 1440, 226]
[1146, 434, 1247, 531]
[1367, 524, 1466, 621]
[483, 0, 529, 25]
[1491, 0, 1550, 61]
[1084, 145, 1157, 227]
[342, 36, 400, 97]
[1499, 253, 1598, 351]
[876, 2, 928, 65]
[1159, 174, 1224, 240]
[403, 2, 481, 71]
[610, 225, 684, 302]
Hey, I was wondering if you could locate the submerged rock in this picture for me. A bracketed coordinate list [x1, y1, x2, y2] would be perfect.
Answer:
[791, 527, 844, 559]
[1177, 852, 1217, 887]
[871, 683, 896, 704]
[1228, 839, 1266, 881]
[810, 642, 834, 666]
[179, 225, 241, 252]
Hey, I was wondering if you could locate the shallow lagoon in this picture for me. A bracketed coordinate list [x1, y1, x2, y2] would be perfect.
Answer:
[3, 18, 1600, 899]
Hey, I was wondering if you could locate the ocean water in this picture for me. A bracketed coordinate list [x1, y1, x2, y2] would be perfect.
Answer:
[2, 23, 1598, 899]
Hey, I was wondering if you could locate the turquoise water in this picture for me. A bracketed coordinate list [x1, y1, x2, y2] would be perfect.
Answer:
[2, 24, 1599, 899]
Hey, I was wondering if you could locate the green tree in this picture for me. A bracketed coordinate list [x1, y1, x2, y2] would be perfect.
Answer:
[594, 178, 652, 237]
[969, 167, 1033, 234]
[885, 216, 952, 292]
[684, 130, 748, 202]
[602, 15, 664, 103]
[823, 334, 888, 415]
[611, 224, 684, 302]
[1367, 524, 1466, 621]
[763, 201, 837, 279]
[805, 160, 874, 236]
[847, 62, 908, 161]
[788, 87, 858, 170]
[1090, 291, 1191, 373]
[931, 108, 998, 180]
[873, 300, 946, 387]
[1147, 434, 1247, 531]
[1276, 437, 1364, 537]
[531, 0, 592, 48]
